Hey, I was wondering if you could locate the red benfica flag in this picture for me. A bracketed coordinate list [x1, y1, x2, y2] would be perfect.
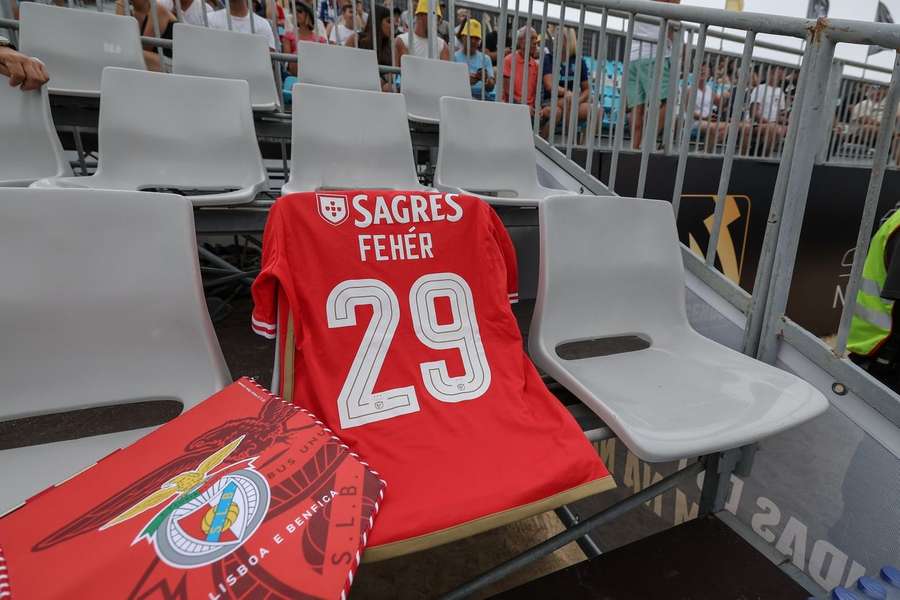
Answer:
[0, 378, 385, 600]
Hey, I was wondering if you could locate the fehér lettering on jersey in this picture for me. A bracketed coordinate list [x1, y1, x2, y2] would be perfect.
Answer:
[351, 193, 462, 263]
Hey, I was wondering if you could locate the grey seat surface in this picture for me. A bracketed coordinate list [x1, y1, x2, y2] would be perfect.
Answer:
[32, 67, 268, 207]
[19, 3, 146, 96]
[434, 97, 563, 206]
[529, 195, 829, 462]
[0, 85, 71, 187]
[296, 41, 381, 91]
[172, 23, 279, 111]
[400, 55, 470, 124]
[0, 188, 231, 515]
[283, 83, 426, 194]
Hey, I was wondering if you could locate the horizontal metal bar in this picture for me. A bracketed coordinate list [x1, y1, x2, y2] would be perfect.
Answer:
[440, 461, 705, 600]
[780, 317, 900, 428]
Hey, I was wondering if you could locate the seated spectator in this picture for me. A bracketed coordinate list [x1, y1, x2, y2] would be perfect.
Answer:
[207, 0, 277, 49]
[747, 64, 787, 156]
[688, 61, 750, 153]
[483, 26, 503, 66]
[393, 0, 449, 64]
[503, 26, 560, 137]
[0, 35, 49, 90]
[851, 84, 887, 145]
[282, 1, 325, 76]
[358, 5, 395, 91]
[117, 0, 176, 72]
[542, 27, 590, 124]
[156, 0, 212, 26]
[454, 18, 494, 99]
[328, 3, 362, 46]
[392, 7, 406, 33]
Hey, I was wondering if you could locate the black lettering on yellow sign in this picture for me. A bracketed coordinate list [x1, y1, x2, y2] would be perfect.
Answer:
[678, 194, 751, 284]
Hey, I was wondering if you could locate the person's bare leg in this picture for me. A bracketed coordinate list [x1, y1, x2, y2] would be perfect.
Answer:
[631, 104, 645, 149]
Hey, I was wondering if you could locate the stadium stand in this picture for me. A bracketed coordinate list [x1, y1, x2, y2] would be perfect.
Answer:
[31, 67, 268, 206]
[0, 84, 71, 187]
[400, 54, 470, 124]
[283, 82, 426, 193]
[172, 22, 280, 111]
[434, 97, 564, 204]
[19, 3, 146, 97]
[296, 39, 381, 91]
[529, 194, 828, 462]
[0, 188, 230, 516]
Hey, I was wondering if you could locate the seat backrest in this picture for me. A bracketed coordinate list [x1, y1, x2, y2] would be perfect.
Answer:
[19, 3, 145, 96]
[0, 85, 71, 186]
[172, 23, 278, 111]
[296, 41, 380, 91]
[531, 195, 690, 353]
[95, 67, 266, 191]
[0, 188, 230, 422]
[285, 83, 422, 191]
[400, 55, 470, 123]
[435, 97, 542, 197]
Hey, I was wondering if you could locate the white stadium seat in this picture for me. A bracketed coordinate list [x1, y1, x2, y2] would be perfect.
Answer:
[434, 97, 562, 205]
[0, 85, 71, 187]
[32, 67, 268, 207]
[283, 83, 426, 194]
[19, 3, 146, 97]
[529, 194, 829, 462]
[0, 188, 231, 515]
[172, 23, 279, 112]
[400, 55, 471, 124]
[296, 41, 381, 91]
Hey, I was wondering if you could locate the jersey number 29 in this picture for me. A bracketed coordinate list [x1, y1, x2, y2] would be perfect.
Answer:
[326, 273, 492, 429]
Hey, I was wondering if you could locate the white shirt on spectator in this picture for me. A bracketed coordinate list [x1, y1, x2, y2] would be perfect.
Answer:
[629, 20, 670, 62]
[396, 31, 448, 58]
[328, 21, 357, 44]
[206, 9, 276, 49]
[851, 98, 886, 124]
[158, 0, 212, 26]
[694, 84, 715, 118]
[749, 83, 785, 122]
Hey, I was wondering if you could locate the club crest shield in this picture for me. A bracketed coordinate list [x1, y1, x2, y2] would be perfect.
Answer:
[317, 194, 349, 226]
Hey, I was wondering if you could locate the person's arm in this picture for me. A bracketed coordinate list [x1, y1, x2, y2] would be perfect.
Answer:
[0, 45, 50, 90]
[439, 41, 449, 61]
[393, 36, 405, 67]
[484, 58, 495, 91]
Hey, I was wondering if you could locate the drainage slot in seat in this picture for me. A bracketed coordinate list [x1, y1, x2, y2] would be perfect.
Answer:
[556, 335, 651, 360]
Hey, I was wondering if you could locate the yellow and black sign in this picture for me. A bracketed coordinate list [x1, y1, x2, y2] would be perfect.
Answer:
[678, 194, 752, 285]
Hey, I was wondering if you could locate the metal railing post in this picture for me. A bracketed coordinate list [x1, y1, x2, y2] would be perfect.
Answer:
[742, 41, 814, 357]
[704, 31, 755, 266]
[834, 53, 900, 356]
[635, 16, 668, 198]
[757, 34, 837, 364]
[672, 24, 707, 218]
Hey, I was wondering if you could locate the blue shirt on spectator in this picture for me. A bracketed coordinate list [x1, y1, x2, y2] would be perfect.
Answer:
[541, 53, 589, 103]
[454, 50, 494, 99]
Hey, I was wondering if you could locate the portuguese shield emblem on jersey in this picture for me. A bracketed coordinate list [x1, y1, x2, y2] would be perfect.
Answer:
[98, 435, 271, 569]
[317, 193, 349, 226]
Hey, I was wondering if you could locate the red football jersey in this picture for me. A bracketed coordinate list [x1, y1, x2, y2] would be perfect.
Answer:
[251, 191, 615, 557]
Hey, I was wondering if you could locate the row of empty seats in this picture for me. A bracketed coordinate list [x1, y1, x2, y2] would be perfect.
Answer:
[2, 64, 553, 206]
[16, 2, 473, 118]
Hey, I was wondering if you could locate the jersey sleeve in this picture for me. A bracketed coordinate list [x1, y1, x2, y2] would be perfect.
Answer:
[250, 204, 284, 339]
[487, 205, 519, 304]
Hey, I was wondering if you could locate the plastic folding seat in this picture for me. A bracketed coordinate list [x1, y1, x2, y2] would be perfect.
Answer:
[19, 3, 145, 97]
[172, 23, 279, 111]
[0, 188, 231, 516]
[529, 194, 829, 462]
[0, 84, 71, 187]
[400, 55, 471, 124]
[434, 97, 563, 206]
[32, 68, 268, 207]
[296, 41, 381, 91]
[283, 83, 426, 193]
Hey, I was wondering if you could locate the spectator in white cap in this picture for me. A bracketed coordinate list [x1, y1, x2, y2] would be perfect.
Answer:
[394, 0, 449, 64]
